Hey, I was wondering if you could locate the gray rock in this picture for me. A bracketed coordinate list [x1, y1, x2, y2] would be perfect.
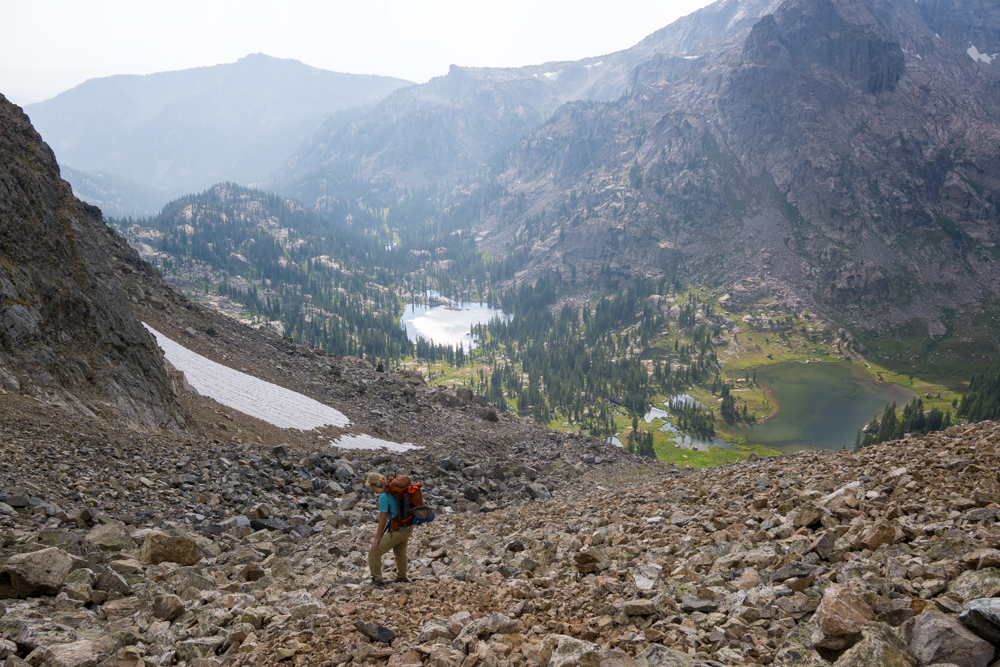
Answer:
[94, 569, 131, 596]
[354, 620, 396, 644]
[960, 598, 1000, 643]
[526, 483, 551, 500]
[900, 610, 994, 667]
[152, 594, 185, 621]
[0, 547, 73, 597]
[84, 522, 134, 552]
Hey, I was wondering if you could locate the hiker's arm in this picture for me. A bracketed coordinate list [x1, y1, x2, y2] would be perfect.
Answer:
[371, 512, 387, 550]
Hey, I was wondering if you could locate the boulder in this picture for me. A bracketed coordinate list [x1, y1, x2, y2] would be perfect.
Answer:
[811, 584, 874, 650]
[152, 594, 185, 622]
[446, 611, 473, 635]
[962, 548, 1000, 570]
[960, 598, 1000, 643]
[354, 620, 396, 644]
[900, 610, 994, 667]
[773, 624, 827, 667]
[526, 483, 551, 500]
[41, 641, 102, 667]
[623, 599, 658, 616]
[139, 530, 201, 566]
[795, 501, 831, 529]
[859, 521, 896, 551]
[948, 568, 1000, 602]
[0, 547, 73, 597]
[548, 635, 601, 667]
[84, 522, 134, 552]
[832, 622, 916, 667]
[94, 569, 131, 596]
[574, 548, 608, 574]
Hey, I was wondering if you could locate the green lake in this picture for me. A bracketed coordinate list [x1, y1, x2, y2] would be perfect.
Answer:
[737, 362, 918, 451]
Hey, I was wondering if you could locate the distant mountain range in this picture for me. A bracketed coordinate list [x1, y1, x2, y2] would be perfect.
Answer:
[23, 54, 412, 214]
[273, 0, 783, 202]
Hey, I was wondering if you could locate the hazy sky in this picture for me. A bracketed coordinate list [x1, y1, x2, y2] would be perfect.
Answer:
[1, 0, 715, 104]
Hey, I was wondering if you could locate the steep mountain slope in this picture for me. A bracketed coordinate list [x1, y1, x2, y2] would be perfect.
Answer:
[24, 54, 412, 207]
[0, 94, 187, 431]
[114, 183, 412, 359]
[274, 0, 780, 204]
[474, 0, 1000, 375]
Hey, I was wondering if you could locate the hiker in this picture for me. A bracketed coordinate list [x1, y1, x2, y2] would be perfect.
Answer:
[366, 471, 413, 587]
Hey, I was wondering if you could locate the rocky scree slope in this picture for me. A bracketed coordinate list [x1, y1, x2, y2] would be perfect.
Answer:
[475, 0, 1000, 371]
[5, 411, 1000, 666]
[0, 94, 187, 432]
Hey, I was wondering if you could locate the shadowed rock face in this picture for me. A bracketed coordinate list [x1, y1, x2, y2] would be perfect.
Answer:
[742, 0, 905, 94]
[0, 94, 186, 431]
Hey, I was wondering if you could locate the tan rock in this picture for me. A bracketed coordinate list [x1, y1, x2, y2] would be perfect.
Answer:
[84, 522, 134, 552]
[139, 530, 201, 566]
[811, 584, 874, 650]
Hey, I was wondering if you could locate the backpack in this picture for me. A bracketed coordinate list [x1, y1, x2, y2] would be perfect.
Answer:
[384, 474, 435, 531]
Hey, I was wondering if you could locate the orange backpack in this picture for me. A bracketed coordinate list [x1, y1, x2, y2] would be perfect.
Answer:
[383, 474, 435, 530]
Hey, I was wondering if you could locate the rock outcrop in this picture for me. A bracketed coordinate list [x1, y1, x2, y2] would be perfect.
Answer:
[0, 94, 187, 431]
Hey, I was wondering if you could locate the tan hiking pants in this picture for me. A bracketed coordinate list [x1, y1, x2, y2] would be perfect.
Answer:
[368, 526, 412, 581]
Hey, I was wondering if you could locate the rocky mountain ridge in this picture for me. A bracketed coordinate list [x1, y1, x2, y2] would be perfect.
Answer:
[272, 0, 780, 203]
[472, 0, 1000, 374]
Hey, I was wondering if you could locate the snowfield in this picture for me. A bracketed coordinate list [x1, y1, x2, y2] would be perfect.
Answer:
[144, 324, 351, 430]
[330, 434, 420, 452]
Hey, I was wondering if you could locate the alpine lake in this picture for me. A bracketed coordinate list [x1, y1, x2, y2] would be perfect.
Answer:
[732, 361, 918, 452]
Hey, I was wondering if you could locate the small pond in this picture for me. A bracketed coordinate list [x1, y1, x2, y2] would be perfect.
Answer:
[738, 362, 918, 451]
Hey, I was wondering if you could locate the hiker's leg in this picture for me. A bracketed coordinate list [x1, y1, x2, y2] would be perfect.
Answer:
[368, 531, 399, 581]
[392, 528, 411, 579]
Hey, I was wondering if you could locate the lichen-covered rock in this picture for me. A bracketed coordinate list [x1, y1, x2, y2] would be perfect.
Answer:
[84, 522, 134, 552]
[811, 583, 874, 650]
[832, 622, 916, 667]
[960, 598, 1000, 643]
[0, 547, 73, 597]
[41, 640, 103, 667]
[548, 635, 601, 667]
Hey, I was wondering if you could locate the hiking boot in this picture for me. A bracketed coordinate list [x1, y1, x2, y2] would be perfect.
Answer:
[370, 578, 384, 588]
[394, 577, 411, 583]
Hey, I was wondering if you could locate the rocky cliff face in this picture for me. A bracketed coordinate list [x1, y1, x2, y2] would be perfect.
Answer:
[0, 94, 187, 431]
[474, 0, 1000, 373]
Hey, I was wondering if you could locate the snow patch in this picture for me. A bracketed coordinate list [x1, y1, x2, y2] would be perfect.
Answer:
[329, 433, 420, 452]
[682, 55, 701, 60]
[968, 45, 997, 64]
[143, 324, 350, 430]
[583, 60, 604, 70]
[541, 70, 562, 80]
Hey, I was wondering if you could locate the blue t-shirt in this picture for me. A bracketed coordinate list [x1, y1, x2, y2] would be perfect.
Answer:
[378, 492, 400, 520]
